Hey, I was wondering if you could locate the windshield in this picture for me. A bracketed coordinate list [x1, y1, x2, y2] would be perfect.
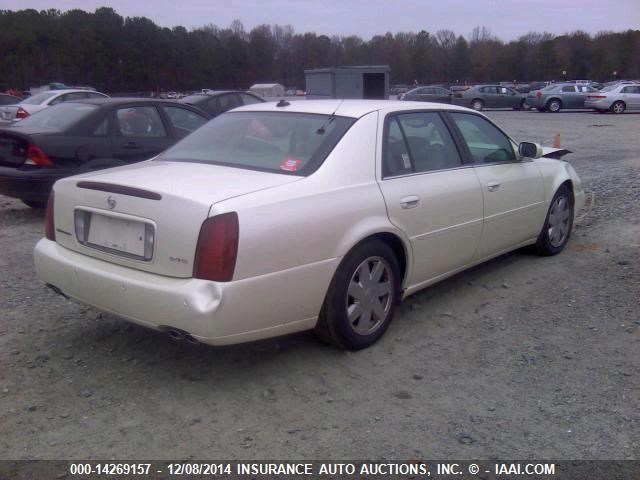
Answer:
[157, 111, 355, 175]
[20, 92, 58, 105]
[14, 103, 98, 130]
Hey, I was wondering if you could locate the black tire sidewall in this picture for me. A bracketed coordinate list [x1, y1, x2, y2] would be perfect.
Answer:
[324, 240, 401, 350]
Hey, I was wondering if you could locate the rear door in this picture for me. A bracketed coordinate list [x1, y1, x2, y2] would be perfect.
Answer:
[111, 105, 173, 162]
[561, 85, 582, 108]
[481, 87, 499, 107]
[447, 112, 545, 260]
[378, 111, 483, 285]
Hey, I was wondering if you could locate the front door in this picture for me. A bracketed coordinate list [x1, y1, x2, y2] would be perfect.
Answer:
[447, 112, 546, 260]
[378, 111, 484, 285]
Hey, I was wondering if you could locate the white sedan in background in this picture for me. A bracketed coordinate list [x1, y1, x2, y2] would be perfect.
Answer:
[34, 100, 585, 350]
[0, 89, 109, 125]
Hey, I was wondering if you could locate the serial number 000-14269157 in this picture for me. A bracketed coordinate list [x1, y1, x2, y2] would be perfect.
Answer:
[70, 463, 152, 475]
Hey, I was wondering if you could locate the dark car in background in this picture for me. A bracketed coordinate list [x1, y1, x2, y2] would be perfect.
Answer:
[527, 83, 598, 112]
[0, 98, 210, 207]
[179, 90, 264, 117]
[399, 86, 453, 103]
[452, 85, 530, 111]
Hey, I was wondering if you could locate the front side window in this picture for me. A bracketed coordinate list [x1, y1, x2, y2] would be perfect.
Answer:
[116, 106, 166, 137]
[449, 113, 515, 164]
[157, 111, 355, 175]
[383, 112, 462, 177]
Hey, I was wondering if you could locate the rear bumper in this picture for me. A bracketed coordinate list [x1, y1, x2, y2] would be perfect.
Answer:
[0, 166, 74, 202]
[34, 239, 335, 345]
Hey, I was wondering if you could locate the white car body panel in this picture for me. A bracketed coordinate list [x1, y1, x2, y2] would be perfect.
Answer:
[34, 100, 586, 346]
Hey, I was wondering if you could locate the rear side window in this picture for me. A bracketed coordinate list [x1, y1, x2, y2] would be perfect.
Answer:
[449, 113, 515, 164]
[158, 111, 355, 175]
[239, 93, 263, 106]
[163, 106, 208, 138]
[383, 112, 462, 177]
[116, 106, 166, 138]
[562, 86, 576, 92]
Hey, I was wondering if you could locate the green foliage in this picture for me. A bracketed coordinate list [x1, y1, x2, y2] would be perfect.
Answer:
[0, 9, 638, 92]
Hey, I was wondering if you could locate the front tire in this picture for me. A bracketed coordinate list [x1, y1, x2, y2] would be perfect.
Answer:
[611, 101, 626, 114]
[534, 184, 574, 256]
[315, 240, 400, 350]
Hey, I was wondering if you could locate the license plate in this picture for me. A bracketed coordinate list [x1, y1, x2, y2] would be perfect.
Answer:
[87, 214, 146, 257]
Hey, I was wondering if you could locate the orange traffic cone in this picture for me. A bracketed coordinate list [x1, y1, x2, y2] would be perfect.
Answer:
[553, 133, 561, 148]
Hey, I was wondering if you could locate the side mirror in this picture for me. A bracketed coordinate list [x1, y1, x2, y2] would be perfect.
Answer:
[518, 142, 543, 159]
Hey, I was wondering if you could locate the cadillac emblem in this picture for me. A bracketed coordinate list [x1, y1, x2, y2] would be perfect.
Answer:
[107, 196, 116, 210]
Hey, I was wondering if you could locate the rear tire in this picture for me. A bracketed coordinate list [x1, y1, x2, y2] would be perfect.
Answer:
[22, 200, 47, 209]
[315, 239, 400, 350]
[520, 100, 531, 111]
[546, 99, 562, 113]
[611, 101, 626, 114]
[471, 99, 484, 111]
[534, 184, 574, 256]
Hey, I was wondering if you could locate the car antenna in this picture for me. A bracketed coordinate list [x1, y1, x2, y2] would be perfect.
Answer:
[276, 99, 290, 107]
[316, 99, 344, 135]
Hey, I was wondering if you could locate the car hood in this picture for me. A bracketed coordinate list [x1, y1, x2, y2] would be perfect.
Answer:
[69, 159, 303, 207]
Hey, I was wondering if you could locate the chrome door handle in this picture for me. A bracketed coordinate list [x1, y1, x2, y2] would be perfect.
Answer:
[400, 195, 420, 209]
[487, 182, 501, 192]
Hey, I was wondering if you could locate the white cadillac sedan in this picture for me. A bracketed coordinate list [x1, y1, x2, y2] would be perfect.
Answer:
[34, 100, 585, 350]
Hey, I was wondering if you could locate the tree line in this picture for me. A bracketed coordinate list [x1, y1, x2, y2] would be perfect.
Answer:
[1, 8, 638, 93]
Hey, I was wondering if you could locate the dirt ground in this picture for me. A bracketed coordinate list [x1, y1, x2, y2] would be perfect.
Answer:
[0, 110, 638, 461]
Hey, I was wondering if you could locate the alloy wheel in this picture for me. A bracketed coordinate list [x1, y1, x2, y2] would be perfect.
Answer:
[547, 195, 571, 247]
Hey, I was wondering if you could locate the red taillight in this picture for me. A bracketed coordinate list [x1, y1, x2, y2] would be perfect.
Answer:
[26, 143, 54, 167]
[536, 91, 542, 98]
[45, 192, 55, 241]
[16, 107, 29, 119]
[194, 212, 239, 282]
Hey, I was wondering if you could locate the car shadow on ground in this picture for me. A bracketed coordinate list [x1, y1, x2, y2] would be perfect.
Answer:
[46, 246, 537, 387]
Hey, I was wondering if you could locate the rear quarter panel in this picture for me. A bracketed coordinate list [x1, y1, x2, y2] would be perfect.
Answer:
[214, 111, 409, 282]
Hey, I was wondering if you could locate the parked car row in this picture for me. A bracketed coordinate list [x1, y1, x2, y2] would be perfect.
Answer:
[399, 81, 640, 114]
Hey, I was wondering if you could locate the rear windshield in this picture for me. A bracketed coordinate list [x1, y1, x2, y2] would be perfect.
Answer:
[601, 85, 618, 92]
[158, 111, 355, 175]
[20, 92, 58, 105]
[15, 103, 98, 130]
[541, 85, 558, 91]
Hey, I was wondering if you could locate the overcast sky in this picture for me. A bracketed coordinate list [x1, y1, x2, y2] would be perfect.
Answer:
[6, 0, 640, 40]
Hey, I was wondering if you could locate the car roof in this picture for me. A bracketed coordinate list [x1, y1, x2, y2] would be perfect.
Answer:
[67, 97, 194, 106]
[44, 89, 107, 95]
[232, 99, 474, 119]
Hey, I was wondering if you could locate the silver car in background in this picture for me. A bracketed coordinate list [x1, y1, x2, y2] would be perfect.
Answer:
[585, 84, 640, 114]
[0, 89, 109, 125]
[527, 83, 598, 112]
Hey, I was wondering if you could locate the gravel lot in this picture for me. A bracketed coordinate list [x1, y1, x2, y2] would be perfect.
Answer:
[0, 110, 638, 461]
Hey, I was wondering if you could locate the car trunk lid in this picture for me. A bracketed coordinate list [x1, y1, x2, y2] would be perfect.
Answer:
[52, 160, 301, 278]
